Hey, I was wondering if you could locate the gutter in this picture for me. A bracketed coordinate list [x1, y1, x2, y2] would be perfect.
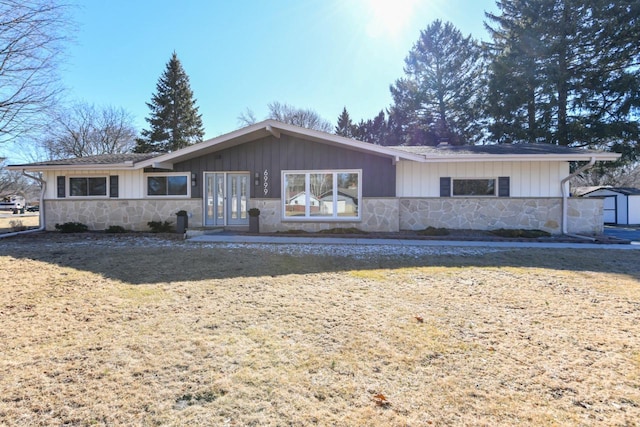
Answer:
[560, 157, 596, 237]
[0, 170, 46, 239]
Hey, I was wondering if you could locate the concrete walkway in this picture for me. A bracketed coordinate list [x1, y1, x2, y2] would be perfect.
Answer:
[188, 233, 640, 250]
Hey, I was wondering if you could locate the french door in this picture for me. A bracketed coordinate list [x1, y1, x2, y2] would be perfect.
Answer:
[204, 173, 249, 226]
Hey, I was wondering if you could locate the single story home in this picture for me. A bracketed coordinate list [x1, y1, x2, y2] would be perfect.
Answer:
[577, 187, 640, 225]
[8, 120, 620, 235]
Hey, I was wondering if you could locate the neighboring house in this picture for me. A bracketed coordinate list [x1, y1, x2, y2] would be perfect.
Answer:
[8, 120, 620, 235]
[577, 187, 640, 225]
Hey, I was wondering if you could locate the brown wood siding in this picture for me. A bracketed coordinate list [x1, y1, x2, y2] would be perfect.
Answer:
[174, 134, 396, 199]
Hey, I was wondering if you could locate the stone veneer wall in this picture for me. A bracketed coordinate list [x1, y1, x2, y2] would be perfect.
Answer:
[251, 198, 400, 233]
[45, 197, 603, 235]
[45, 199, 203, 231]
[399, 197, 603, 235]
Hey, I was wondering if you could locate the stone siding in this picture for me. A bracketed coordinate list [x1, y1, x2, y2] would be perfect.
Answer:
[251, 198, 399, 233]
[566, 198, 604, 235]
[399, 197, 603, 235]
[44, 196, 603, 235]
[45, 199, 203, 231]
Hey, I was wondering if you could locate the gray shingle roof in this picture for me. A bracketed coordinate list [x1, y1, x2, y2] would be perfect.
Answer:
[10, 153, 158, 167]
[391, 143, 603, 156]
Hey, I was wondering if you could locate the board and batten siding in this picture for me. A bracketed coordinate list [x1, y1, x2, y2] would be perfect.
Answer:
[173, 133, 396, 199]
[43, 169, 144, 199]
[396, 161, 569, 198]
[630, 196, 640, 224]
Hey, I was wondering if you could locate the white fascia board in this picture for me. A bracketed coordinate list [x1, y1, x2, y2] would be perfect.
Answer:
[151, 161, 174, 169]
[420, 153, 621, 162]
[6, 163, 139, 172]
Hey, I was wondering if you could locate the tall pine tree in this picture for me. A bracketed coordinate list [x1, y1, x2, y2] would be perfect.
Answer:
[485, 0, 640, 156]
[390, 20, 485, 145]
[135, 52, 204, 153]
[335, 107, 354, 138]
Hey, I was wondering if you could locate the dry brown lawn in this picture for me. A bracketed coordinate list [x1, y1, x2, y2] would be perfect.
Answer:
[0, 233, 639, 426]
[0, 214, 40, 233]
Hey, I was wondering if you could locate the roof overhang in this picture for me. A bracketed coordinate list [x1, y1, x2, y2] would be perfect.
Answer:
[414, 153, 621, 162]
[6, 162, 140, 172]
[5, 120, 623, 171]
[134, 120, 425, 169]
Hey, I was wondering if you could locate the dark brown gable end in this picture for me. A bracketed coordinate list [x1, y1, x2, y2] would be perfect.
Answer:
[174, 133, 397, 199]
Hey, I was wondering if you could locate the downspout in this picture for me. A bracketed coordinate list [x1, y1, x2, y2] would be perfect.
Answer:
[0, 170, 46, 239]
[560, 157, 595, 237]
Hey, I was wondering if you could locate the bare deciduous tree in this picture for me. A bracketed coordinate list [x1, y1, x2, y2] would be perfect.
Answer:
[0, 158, 40, 202]
[574, 162, 640, 188]
[267, 102, 332, 132]
[42, 102, 138, 159]
[0, 0, 71, 143]
[238, 102, 333, 133]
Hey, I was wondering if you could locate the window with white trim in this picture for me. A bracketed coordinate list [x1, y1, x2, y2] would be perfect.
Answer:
[283, 170, 361, 220]
[146, 173, 190, 197]
[69, 177, 108, 197]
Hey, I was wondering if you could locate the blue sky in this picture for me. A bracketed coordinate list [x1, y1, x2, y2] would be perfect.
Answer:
[2, 0, 497, 163]
[62, 0, 496, 139]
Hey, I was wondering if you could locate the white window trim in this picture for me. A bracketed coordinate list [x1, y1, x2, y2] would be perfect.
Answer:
[68, 176, 109, 198]
[451, 177, 498, 197]
[282, 169, 362, 221]
[145, 172, 191, 198]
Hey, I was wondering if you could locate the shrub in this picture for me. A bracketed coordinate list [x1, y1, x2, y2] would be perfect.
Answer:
[55, 222, 89, 233]
[417, 226, 450, 236]
[490, 228, 551, 238]
[248, 208, 260, 217]
[105, 225, 127, 234]
[9, 220, 27, 232]
[147, 220, 173, 233]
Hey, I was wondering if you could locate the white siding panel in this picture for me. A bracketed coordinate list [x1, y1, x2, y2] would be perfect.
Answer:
[396, 161, 567, 197]
[43, 169, 145, 199]
[629, 196, 640, 224]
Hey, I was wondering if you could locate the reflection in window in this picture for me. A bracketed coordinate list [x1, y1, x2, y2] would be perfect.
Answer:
[69, 177, 107, 197]
[452, 179, 496, 196]
[283, 171, 360, 220]
[284, 173, 306, 217]
[311, 173, 332, 217]
[147, 175, 189, 196]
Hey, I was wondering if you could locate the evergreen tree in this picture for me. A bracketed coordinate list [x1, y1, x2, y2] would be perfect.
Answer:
[390, 20, 485, 145]
[135, 52, 204, 153]
[484, 0, 550, 144]
[335, 107, 354, 138]
[351, 111, 391, 145]
[485, 0, 640, 157]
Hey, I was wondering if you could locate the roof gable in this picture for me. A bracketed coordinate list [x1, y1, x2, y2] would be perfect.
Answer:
[135, 120, 425, 169]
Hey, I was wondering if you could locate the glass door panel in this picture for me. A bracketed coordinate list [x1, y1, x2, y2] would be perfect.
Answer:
[215, 174, 224, 222]
[227, 174, 249, 225]
[204, 173, 216, 226]
[204, 173, 249, 227]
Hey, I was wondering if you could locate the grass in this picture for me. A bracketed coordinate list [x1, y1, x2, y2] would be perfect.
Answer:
[0, 213, 39, 233]
[0, 234, 639, 425]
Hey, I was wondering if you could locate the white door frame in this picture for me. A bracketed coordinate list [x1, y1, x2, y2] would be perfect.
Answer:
[203, 172, 250, 227]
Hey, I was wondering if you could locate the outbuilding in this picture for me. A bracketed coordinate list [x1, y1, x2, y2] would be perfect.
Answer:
[578, 187, 640, 225]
